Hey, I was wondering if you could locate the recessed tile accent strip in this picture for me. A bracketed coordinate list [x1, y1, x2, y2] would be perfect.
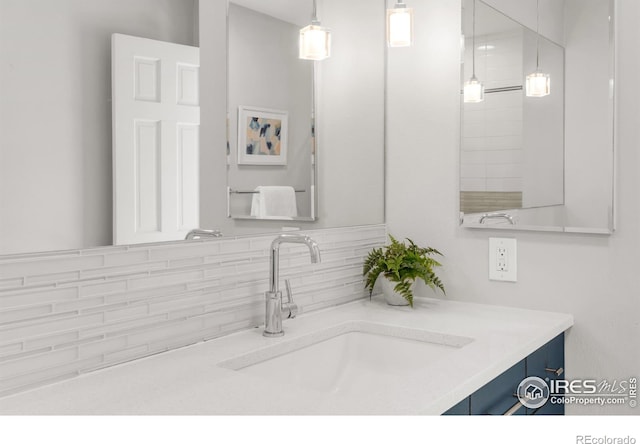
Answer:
[460, 191, 523, 214]
[0, 224, 386, 397]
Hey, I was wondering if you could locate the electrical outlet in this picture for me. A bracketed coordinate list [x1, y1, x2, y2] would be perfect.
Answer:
[489, 238, 517, 282]
[497, 247, 508, 271]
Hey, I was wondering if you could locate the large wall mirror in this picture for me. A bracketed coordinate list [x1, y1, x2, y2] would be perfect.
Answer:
[459, 0, 615, 234]
[0, 0, 385, 256]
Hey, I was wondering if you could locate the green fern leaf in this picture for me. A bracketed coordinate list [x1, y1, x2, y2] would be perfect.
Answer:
[363, 234, 446, 307]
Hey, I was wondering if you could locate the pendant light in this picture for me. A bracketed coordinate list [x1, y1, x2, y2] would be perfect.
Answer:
[387, 1, 414, 47]
[526, 0, 550, 97]
[299, 0, 331, 61]
[464, 0, 484, 103]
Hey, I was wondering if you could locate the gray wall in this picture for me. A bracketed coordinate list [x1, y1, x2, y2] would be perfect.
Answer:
[315, 0, 385, 229]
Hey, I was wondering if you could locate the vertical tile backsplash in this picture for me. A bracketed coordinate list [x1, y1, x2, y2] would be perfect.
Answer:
[0, 224, 386, 397]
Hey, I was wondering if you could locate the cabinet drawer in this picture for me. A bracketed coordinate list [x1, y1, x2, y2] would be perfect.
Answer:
[470, 359, 526, 415]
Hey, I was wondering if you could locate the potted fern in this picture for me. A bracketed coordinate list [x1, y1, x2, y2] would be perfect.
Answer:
[363, 235, 445, 307]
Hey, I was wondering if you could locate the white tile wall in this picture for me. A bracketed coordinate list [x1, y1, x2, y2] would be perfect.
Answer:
[462, 30, 524, 193]
[0, 224, 386, 397]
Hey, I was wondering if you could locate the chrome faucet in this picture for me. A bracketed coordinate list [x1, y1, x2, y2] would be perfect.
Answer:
[263, 234, 321, 337]
[479, 212, 516, 225]
[185, 229, 223, 240]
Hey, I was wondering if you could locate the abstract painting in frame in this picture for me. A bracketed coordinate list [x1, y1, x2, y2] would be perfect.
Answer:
[237, 106, 288, 165]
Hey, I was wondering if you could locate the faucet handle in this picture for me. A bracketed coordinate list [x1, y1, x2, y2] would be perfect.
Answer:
[283, 279, 298, 319]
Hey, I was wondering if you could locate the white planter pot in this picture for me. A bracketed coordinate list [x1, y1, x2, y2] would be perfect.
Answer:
[380, 278, 411, 306]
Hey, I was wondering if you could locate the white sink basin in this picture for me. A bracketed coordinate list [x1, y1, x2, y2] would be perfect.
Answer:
[219, 321, 473, 396]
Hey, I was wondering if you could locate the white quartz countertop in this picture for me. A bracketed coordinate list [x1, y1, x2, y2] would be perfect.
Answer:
[0, 297, 573, 415]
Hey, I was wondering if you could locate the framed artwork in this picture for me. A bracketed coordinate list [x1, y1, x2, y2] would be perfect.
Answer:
[237, 106, 288, 165]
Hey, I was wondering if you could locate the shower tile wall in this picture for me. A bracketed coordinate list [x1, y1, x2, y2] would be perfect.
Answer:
[461, 30, 524, 196]
[0, 224, 386, 397]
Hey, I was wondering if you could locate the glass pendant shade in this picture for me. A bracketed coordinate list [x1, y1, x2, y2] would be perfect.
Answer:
[299, 23, 331, 60]
[526, 71, 551, 97]
[387, 4, 413, 47]
[526, 0, 550, 97]
[464, 0, 483, 103]
[464, 77, 484, 103]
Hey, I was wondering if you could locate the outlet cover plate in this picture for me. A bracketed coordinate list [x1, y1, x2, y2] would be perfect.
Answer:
[489, 237, 517, 282]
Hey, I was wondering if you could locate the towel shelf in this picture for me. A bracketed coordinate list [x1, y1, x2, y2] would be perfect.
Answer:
[229, 189, 306, 194]
[226, 186, 310, 219]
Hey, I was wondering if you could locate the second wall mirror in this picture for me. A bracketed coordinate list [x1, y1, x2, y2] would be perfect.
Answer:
[459, 0, 615, 234]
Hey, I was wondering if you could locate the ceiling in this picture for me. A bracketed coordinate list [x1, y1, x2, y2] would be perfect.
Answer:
[231, 0, 313, 27]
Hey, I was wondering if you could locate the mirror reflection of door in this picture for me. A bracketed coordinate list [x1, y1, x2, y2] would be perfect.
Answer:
[112, 34, 200, 245]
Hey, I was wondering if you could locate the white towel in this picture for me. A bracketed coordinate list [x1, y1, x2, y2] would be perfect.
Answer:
[250, 186, 298, 218]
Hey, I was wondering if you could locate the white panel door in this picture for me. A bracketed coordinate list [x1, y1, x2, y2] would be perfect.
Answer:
[112, 33, 200, 245]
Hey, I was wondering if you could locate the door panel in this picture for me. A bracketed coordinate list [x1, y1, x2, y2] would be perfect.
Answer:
[112, 33, 200, 245]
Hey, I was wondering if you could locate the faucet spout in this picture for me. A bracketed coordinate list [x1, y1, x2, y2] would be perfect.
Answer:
[269, 234, 321, 293]
[185, 229, 223, 240]
[264, 234, 321, 337]
[479, 213, 515, 225]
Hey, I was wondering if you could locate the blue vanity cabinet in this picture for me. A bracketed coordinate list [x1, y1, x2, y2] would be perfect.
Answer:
[526, 333, 565, 415]
[443, 397, 470, 415]
[442, 333, 565, 416]
[469, 359, 526, 415]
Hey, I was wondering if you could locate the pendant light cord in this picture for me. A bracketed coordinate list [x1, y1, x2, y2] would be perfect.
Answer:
[312, 0, 318, 22]
[472, 0, 477, 78]
[535, 0, 540, 71]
